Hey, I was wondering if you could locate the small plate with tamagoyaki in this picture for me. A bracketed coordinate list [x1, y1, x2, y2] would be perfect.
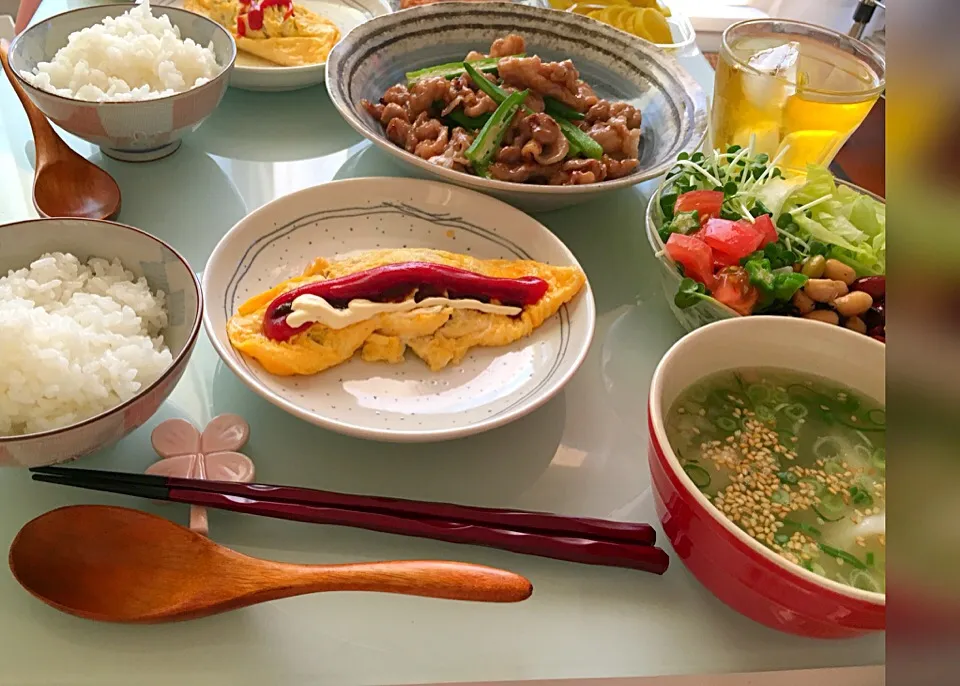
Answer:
[202, 177, 595, 442]
[154, 0, 389, 91]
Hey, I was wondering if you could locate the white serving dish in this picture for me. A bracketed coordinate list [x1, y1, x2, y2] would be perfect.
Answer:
[157, 0, 389, 91]
[202, 177, 595, 442]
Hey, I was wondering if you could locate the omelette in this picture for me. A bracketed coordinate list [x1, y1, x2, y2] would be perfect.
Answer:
[227, 248, 587, 376]
[185, 0, 340, 67]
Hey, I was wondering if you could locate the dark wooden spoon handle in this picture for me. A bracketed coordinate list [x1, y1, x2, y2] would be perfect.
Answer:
[0, 40, 69, 168]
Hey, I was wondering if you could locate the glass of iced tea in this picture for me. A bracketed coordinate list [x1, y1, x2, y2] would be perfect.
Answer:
[711, 19, 885, 169]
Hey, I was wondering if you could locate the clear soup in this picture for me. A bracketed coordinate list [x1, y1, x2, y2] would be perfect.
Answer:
[666, 367, 885, 593]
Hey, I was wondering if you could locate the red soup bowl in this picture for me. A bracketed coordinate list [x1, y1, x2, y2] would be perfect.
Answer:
[648, 316, 885, 638]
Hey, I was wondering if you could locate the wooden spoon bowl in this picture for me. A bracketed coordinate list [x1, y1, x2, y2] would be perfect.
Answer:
[0, 40, 121, 220]
[9, 506, 533, 623]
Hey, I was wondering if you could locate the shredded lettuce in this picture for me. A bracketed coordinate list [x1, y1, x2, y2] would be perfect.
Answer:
[756, 177, 805, 219]
[790, 165, 838, 206]
[782, 165, 885, 276]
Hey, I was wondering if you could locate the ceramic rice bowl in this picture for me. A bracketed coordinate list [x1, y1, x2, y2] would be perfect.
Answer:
[8, 4, 236, 162]
[0, 219, 202, 468]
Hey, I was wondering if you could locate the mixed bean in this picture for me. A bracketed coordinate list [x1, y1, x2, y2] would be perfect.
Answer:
[791, 261, 885, 342]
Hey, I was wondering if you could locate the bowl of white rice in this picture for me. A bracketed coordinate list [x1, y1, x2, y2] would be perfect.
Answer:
[8, 2, 236, 162]
[0, 218, 202, 468]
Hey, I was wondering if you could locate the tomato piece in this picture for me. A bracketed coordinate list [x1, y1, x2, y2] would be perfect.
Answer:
[674, 190, 724, 222]
[687, 227, 736, 269]
[712, 267, 759, 316]
[665, 233, 715, 288]
[750, 214, 778, 247]
[702, 218, 764, 261]
[713, 249, 741, 270]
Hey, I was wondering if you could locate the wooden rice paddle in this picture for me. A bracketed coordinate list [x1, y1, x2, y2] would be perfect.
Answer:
[8, 505, 534, 623]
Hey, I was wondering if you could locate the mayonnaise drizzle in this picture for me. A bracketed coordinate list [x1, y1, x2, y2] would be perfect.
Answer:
[286, 295, 522, 330]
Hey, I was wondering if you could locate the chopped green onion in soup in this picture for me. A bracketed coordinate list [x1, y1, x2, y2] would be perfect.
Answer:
[665, 367, 886, 593]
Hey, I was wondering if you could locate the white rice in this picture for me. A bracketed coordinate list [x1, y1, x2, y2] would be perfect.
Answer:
[19, 2, 221, 102]
[0, 253, 173, 437]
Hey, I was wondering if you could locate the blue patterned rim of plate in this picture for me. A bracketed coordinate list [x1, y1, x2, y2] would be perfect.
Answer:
[325, 2, 708, 199]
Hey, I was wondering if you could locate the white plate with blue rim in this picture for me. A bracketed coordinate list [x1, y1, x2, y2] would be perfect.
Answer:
[152, 0, 389, 91]
[202, 177, 595, 442]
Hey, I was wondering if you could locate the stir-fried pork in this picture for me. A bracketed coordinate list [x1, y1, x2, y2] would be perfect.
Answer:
[497, 56, 598, 113]
[360, 34, 642, 186]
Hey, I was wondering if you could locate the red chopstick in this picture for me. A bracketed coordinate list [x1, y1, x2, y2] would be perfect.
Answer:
[173, 489, 669, 574]
[31, 466, 655, 545]
[30, 467, 670, 575]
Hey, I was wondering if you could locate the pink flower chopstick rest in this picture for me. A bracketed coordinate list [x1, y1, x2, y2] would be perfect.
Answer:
[147, 414, 255, 535]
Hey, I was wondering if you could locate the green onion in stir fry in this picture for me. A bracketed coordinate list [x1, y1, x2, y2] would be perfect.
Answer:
[462, 61, 602, 161]
[405, 54, 524, 84]
[465, 90, 530, 176]
[444, 110, 491, 131]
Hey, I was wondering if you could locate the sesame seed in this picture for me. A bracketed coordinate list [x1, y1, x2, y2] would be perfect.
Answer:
[681, 381, 883, 582]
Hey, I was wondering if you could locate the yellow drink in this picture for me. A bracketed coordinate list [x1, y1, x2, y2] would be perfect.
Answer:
[711, 20, 885, 168]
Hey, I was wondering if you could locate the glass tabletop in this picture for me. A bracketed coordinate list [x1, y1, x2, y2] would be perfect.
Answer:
[0, 2, 884, 684]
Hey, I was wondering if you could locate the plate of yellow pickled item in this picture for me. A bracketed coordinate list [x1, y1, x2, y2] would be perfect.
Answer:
[158, 0, 389, 90]
[549, 0, 695, 52]
[202, 177, 595, 442]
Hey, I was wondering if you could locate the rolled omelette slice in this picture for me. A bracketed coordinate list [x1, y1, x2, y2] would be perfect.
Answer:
[185, 0, 341, 67]
[235, 35, 338, 67]
[227, 248, 587, 376]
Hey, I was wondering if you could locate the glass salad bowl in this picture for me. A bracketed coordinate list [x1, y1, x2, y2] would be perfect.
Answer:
[645, 161, 886, 335]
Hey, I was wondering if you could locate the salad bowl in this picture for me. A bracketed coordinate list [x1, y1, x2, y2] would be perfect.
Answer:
[646, 151, 886, 335]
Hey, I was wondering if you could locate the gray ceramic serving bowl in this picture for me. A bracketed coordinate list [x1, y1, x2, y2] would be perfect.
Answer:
[8, 5, 236, 162]
[0, 219, 202, 468]
[326, 2, 708, 212]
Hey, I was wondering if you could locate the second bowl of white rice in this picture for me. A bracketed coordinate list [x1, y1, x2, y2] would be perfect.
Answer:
[0, 218, 202, 468]
[8, 3, 237, 162]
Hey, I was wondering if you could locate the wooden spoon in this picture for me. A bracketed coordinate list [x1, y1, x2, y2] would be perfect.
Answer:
[0, 40, 121, 220]
[8, 505, 534, 623]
